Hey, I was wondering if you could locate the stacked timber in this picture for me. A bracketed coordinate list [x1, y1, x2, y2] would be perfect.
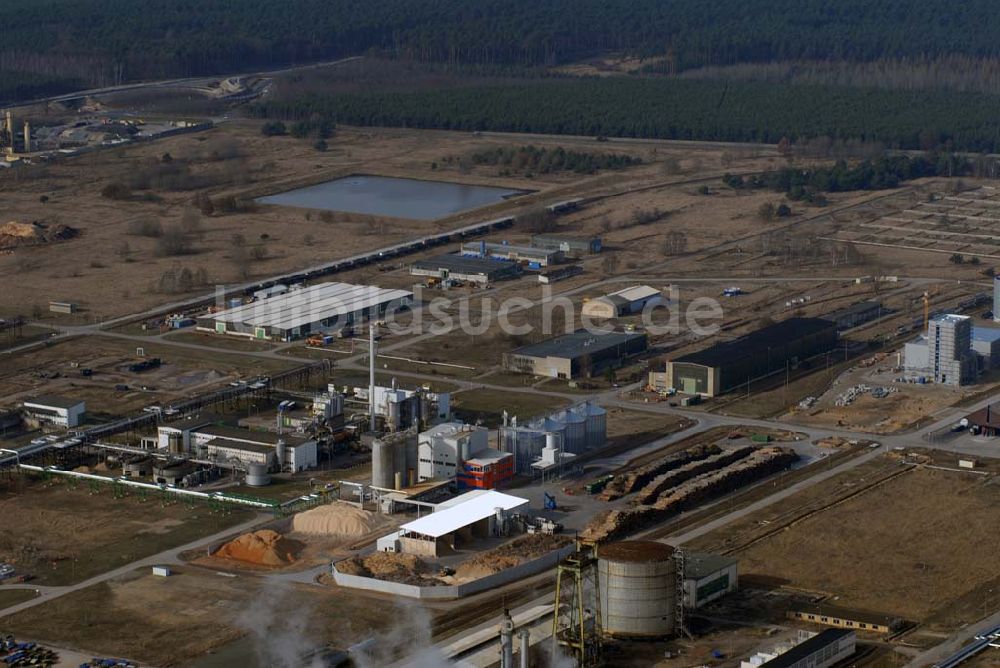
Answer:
[583, 447, 799, 543]
[600, 444, 721, 501]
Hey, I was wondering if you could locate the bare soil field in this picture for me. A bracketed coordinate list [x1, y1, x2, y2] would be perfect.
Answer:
[0, 335, 299, 415]
[0, 475, 253, 586]
[0, 564, 448, 667]
[0, 112, 856, 325]
[690, 455, 1000, 628]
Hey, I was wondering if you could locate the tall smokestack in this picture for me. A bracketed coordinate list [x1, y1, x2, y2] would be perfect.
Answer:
[369, 322, 377, 433]
[518, 628, 530, 668]
[22, 122, 30, 153]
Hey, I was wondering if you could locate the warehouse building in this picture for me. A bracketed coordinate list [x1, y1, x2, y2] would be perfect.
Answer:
[200, 282, 413, 341]
[757, 629, 855, 668]
[826, 300, 883, 331]
[683, 553, 739, 608]
[21, 395, 86, 428]
[460, 240, 563, 268]
[410, 254, 521, 286]
[504, 329, 648, 379]
[972, 327, 1000, 370]
[666, 318, 838, 397]
[389, 490, 528, 556]
[582, 285, 664, 319]
[531, 233, 602, 255]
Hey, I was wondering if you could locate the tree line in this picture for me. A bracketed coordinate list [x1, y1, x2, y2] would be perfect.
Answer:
[724, 154, 971, 202]
[467, 145, 641, 175]
[251, 77, 1000, 153]
[4, 0, 1000, 94]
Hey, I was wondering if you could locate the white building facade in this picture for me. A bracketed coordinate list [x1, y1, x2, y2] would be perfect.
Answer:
[417, 422, 489, 482]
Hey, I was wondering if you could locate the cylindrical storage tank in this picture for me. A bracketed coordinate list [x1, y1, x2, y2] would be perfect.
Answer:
[518, 430, 546, 474]
[575, 402, 607, 449]
[598, 541, 676, 638]
[167, 432, 183, 455]
[275, 439, 286, 471]
[246, 462, 271, 487]
[371, 438, 395, 488]
[556, 410, 586, 454]
[404, 433, 419, 475]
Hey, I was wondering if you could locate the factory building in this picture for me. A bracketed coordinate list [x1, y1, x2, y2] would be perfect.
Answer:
[683, 553, 739, 608]
[410, 254, 521, 286]
[191, 425, 318, 472]
[903, 314, 977, 385]
[457, 449, 515, 490]
[788, 604, 903, 634]
[581, 285, 664, 320]
[825, 300, 883, 331]
[666, 318, 838, 397]
[200, 282, 413, 341]
[355, 383, 451, 432]
[417, 422, 489, 481]
[390, 490, 528, 557]
[499, 402, 606, 473]
[21, 395, 86, 428]
[755, 629, 855, 668]
[972, 327, 1000, 370]
[531, 233, 602, 255]
[504, 329, 648, 379]
[460, 240, 563, 268]
[538, 265, 584, 284]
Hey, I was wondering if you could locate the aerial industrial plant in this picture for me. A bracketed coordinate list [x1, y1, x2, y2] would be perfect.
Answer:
[2, 4, 1000, 668]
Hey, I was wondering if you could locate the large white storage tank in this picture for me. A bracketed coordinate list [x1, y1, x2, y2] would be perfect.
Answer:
[574, 401, 607, 449]
[555, 409, 586, 454]
[598, 541, 677, 638]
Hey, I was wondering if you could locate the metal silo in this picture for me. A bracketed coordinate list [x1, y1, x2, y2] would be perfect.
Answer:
[246, 462, 271, 487]
[371, 437, 396, 489]
[574, 402, 607, 449]
[555, 410, 586, 454]
[598, 541, 677, 638]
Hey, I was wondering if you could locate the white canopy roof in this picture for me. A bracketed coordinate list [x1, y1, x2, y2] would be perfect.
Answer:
[400, 490, 528, 538]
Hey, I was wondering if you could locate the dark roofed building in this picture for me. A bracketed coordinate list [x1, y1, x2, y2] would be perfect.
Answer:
[410, 254, 521, 286]
[826, 300, 884, 331]
[504, 329, 648, 379]
[760, 629, 855, 668]
[667, 318, 838, 397]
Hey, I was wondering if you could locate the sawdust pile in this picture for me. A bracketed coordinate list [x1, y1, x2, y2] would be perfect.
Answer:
[214, 530, 300, 566]
[291, 502, 378, 537]
[337, 552, 430, 584]
[0, 221, 78, 250]
[455, 534, 570, 581]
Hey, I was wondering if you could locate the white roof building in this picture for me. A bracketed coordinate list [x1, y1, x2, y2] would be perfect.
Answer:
[204, 282, 413, 341]
[582, 285, 664, 319]
[395, 490, 528, 556]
